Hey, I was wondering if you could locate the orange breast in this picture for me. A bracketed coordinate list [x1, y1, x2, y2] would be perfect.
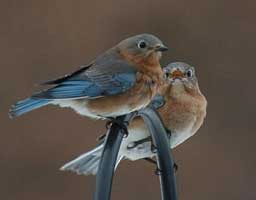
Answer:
[159, 90, 207, 135]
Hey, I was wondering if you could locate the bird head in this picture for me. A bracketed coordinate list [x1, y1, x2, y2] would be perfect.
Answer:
[116, 33, 168, 65]
[163, 62, 200, 95]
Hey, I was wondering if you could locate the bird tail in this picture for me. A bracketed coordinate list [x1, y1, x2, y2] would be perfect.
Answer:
[9, 98, 50, 118]
[60, 144, 123, 175]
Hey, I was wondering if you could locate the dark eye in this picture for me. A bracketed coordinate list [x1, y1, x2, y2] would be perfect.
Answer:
[163, 69, 169, 78]
[186, 69, 193, 78]
[138, 40, 147, 48]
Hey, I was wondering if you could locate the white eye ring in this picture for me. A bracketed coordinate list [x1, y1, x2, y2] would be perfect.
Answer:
[137, 40, 147, 48]
[186, 69, 193, 77]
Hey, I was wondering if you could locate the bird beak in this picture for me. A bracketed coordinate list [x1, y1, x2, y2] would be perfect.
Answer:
[171, 69, 185, 79]
[155, 44, 168, 52]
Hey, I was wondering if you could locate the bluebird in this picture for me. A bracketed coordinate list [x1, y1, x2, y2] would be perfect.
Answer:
[60, 62, 207, 175]
[9, 34, 168, 119]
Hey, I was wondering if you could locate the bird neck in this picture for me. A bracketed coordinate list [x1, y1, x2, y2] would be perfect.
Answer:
[118, 49, 163, 83]
[165, 82, 204, 101]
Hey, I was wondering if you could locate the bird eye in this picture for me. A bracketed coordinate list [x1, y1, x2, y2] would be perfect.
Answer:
[137, 40, 147, 49]
[186, 69, 193, 78]
[164, 73, 169, 78]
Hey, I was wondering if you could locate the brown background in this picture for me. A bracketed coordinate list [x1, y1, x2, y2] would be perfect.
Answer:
[1, 0, 255, 199]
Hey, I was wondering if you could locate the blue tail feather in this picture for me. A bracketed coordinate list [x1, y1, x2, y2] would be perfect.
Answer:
[9, 98, 50, 118]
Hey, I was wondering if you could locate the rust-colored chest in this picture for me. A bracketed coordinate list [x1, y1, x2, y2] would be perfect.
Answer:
[159, 86, 207, 134]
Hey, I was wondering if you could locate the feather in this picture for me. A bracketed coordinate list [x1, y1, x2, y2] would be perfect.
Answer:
[9, 98, 50, 118]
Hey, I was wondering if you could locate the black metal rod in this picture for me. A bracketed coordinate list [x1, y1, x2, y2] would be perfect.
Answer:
[94, 114, 133, 200]
[138, 108, 178, 200]
[94, 108, 178, 200]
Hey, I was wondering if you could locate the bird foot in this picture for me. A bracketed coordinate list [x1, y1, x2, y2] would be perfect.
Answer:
[127, 136, 152, 150]
[105, 117, 129, 137]
[173, 162, 178, 172]
[143, 158, 178, 175]
[96, 133, 106, 142]
[155, 168, 162, 175]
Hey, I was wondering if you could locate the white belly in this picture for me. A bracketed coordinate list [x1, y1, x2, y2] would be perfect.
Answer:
[118, 124, 195, 161]
[52, 99, 146, 119]
[119, 127, 153, 160]
[52, 99, 102, 119]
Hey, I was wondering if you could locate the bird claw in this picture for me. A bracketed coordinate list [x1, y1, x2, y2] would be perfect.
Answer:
[127, 136, 152, 150]
[97, 133, 106, 142]
[154, 168, 162, 176]
[105, 117, 129, 137]
[143, 158, 178, 175]
[127, 142, 136, 149]
[151, 144, 157, 153]
[105, 120, 113, 130]
[173, 162, 178, 172]
[154, 163, 178, 176]
[166, 128, 172, 138]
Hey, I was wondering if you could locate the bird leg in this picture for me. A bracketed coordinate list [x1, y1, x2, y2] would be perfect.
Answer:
[97, 133, 106, 142]
[143, 157, 178, 175]
[127, 136, 152, 149]
[105, 117, 129, 137]
[98, 116, 136, 142]
[101, 120, 178, 175]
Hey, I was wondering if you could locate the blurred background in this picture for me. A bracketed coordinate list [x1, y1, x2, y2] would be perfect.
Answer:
[1, 0, 255, 199]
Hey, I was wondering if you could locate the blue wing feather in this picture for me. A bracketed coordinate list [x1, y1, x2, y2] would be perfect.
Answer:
[33, 80, 101, 99]
[32, 73, 136, 99]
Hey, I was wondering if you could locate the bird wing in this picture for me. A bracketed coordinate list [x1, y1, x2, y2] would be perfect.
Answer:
[32, 56, 137, 99]
[40, 63, 93, 85]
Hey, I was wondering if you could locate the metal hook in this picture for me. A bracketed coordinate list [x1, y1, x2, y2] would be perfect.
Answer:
[94, 108, 178, 200]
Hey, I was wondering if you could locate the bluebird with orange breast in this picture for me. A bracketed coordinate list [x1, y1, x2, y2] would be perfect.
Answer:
[9, 34, 168, 119]
[61, 62, 207, 175]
